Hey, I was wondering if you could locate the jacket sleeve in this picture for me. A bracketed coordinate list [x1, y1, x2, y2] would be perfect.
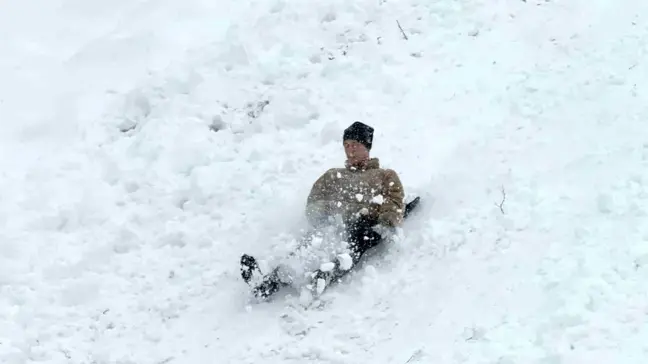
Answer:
[377, 169, 405, 227]
[305, 169, 336, 226]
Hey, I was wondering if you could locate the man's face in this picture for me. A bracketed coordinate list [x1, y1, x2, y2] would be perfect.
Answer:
[343, 140, 369, 164]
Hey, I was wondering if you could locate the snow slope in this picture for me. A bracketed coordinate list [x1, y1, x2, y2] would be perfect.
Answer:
[2, 0, 648, 363]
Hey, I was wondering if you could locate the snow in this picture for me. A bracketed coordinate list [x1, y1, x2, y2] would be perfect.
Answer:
[320, 262, 336, 273]
[2, 0, 648, 363]
[371, 194, 385, 205]
[337, 253, 354, 271]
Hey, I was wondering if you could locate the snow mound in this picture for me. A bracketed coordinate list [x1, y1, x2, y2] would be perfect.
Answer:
[2, 0, 648, 363]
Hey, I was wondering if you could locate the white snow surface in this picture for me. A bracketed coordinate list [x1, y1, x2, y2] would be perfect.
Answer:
[2, 0, 648, 363]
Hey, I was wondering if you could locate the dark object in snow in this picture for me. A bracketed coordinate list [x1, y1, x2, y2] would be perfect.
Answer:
[240, 197, 421, 300]
[240, 254, 281, 298]
[119, 119, 137, 133]
[246, 100, 270, 119]
[397, 20, 409, 40]
[240, 254, 260, 284]
[209, 115, 226, 132]
[404, 196, 420, 219]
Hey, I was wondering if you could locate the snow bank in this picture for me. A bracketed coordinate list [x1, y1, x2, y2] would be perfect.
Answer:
[2, 0, 648, 363]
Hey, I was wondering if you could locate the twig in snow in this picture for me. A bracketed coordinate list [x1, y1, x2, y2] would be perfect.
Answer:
[396, 20, 409, 40]
[246, 100, 270, 120]
[495, 185, 506, 214]
[463, 325, 487, 342]
[405, 349, 424, 363]
[59, 348, 71, 360]
[464, 327, 477, 341]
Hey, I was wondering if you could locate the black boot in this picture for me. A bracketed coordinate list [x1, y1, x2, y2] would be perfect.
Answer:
[307, 258, 344, 297]
[241, 254, 283, 299]
[252, 269, 282, 299]
[240, 254, 260, 284]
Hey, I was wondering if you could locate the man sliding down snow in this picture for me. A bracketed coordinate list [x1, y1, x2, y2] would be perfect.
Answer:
[240, 121, 416, 300]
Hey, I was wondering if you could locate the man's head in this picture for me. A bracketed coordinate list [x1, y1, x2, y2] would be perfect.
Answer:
[343, 121, 374, 165]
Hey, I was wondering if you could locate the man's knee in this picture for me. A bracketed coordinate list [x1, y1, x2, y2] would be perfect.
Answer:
[346, 220, 383, 259]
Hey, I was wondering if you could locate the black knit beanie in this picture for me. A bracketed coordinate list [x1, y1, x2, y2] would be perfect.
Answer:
[343, 121, 374, 150]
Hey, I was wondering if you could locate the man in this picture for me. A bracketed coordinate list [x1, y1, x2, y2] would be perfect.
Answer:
[241, 121, 412, 300]
[304, 121, 405, 261]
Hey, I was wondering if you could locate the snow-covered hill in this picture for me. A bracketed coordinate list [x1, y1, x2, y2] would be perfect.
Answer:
[2, 0, 648, 363]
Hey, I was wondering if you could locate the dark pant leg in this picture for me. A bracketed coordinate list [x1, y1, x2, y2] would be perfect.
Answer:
[309, 218, 384, 286]
[345, 217, 383, 265]
[253, 229, 324, 297]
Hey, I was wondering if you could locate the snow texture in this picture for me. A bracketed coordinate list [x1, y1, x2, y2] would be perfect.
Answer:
[371, 194, 385, 205]
[320, 262, 336, 273]
[337, 253, 354, 271]
[2, 0, 648, 363]
[272, 225, 351, 287]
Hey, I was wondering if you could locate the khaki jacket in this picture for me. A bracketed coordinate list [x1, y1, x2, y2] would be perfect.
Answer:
[305, 158, 405, 227]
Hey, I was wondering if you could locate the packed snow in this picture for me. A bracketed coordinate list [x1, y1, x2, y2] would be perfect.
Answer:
[2, 0, 648, 363]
